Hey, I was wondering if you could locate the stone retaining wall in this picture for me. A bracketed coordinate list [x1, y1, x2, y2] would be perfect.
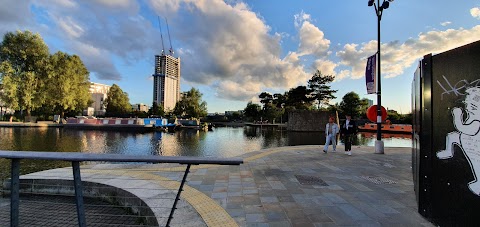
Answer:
[287, 110, 335, 131]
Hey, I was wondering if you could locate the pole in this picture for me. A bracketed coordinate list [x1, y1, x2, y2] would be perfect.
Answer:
[375, 0, 385, 154]
[72, 161, 87, 227]
[10, 159, 20, 227]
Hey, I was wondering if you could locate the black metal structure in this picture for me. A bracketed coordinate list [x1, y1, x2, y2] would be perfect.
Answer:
[369, 0, 394, 154]
[412, 40, 480, 226]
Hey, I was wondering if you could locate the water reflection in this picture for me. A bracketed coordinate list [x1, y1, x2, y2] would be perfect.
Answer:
[0, 127, 413, 181]
[0, 127, 413, 158]
[243, 127, 288, 148]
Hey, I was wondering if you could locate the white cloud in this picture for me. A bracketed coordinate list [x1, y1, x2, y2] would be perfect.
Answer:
[148, 0, 182, 16]
[148, 0, 311, 100]
[336, 26, 480, 79]
[72, 42, 120, 80]
[293, 11, 331, 57]
[56, 16, 84, 38]
[283, 52, 300, 65]
[90, 0, 132, 8]
[3, 0, 479, 103]
[50, 0, 77, 8]
[298, 21, 330, 57]
[216, 79, 262, 101]
[27, 1, 154, 80]
[335, 70, 351, 81]
[313, 59, 337, 77]
[294, 11, 311, 28]
[440, 21, 451, 26]
[471, 7, 480, 19]
[0, 0, 33, 34]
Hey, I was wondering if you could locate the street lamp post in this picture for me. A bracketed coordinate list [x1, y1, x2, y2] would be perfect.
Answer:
[368, 0, 393, 154]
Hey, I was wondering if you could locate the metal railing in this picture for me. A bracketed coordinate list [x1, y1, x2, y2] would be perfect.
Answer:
[0, 150, 243, 227]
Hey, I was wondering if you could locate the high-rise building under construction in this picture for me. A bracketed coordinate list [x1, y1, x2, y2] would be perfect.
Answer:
[153, 17, 180, 112]
[152, 54, 180, 112]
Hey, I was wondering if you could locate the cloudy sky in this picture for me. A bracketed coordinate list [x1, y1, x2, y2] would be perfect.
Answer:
[1, 0, 480, 113]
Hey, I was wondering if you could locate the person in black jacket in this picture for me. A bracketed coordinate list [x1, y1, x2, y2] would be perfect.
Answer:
[341, 114, 357, 155]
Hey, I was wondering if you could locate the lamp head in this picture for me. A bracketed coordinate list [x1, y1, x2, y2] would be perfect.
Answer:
[382, 1, 390, 9]
[368, 0, 374, 6]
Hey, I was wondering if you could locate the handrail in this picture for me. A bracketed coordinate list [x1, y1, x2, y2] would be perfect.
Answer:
[0, 150, 243, 165]
[0, 150, 243, 227]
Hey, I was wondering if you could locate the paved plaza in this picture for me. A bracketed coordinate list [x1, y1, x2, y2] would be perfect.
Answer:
[1, 145, 433, 226]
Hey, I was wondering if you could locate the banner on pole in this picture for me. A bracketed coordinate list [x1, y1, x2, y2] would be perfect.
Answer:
[365, 54, 376, 94]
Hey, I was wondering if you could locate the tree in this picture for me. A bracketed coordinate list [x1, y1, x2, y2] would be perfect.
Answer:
[262, 102, 283, 123]
[285, 86, 315, 110]
[327, 103, 340, 113]
[400, 113, 412, 124]
[173, 88, 207, 118]
[45, 52, 90, 118]
[338, 92, 368, 118]
[149, 102, 165, 116]
[105, 84, 131, 116]
[307, 70, 337, 108]
[244, 101, 261, 121]
[0, 30, 50, 117]
[273, 93, 287, 108]
[387, 109, 401, 122]
[259, 92, 273, 106]
[359, 98, 371, 118]
[229, 112, 243, 121]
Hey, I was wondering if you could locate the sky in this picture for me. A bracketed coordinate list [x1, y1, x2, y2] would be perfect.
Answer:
[1, 0, 480, 114]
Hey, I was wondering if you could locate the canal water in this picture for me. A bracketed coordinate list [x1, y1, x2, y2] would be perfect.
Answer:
[0, 126, 412, 180]
[0, 126, 412, 157]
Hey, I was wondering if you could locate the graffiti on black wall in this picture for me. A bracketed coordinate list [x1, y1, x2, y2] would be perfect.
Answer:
[437, 75, 480, 100]
[437, 85, 480, 195]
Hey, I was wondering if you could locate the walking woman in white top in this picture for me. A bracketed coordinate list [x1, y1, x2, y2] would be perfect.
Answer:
[323, 117, 339, 153]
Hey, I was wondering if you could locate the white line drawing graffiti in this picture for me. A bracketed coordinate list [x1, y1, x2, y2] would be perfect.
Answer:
[437, 86, 480, 195]
[437, 76, 480, 100]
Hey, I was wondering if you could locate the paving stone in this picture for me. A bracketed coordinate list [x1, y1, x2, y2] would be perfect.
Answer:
[246, 213, 266, 222]
[264, 211, 288, 221]
[337, 204, 372, 221]
[260, 196, 279, 204]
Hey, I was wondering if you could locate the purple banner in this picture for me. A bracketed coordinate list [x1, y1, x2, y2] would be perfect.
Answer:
[365, 54, 376, 94]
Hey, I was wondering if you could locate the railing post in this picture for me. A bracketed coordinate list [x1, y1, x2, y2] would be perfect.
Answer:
[166, 164, 191, 227]
[72, 161, 86, 227]
[10, 159, 20, 227]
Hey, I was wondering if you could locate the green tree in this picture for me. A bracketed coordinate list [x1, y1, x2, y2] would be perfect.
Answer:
[228, 112, 243, 121]
[105, 84, 131, 116]
[400, 113, 412, 124]
[262, 102, 282, 123]
[307, 70, 337, 108]
[149, 102, 165, 116]
[338, 92, 367, 118]
[259, 92, 273, 106]
[327, 103, 340, 113]
[285, 86, 314, 110]
[0, 30, 50, 117]
[244, 101, 261, 121]
[45, 52, 90, 118]
[358, 98, 371, 118]
[173, 88, 207, 118]
[273, 93, 287, 108]
[387, 109, 401, 122]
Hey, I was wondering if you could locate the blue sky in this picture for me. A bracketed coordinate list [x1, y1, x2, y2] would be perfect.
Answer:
[1, 0, 480, 114]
